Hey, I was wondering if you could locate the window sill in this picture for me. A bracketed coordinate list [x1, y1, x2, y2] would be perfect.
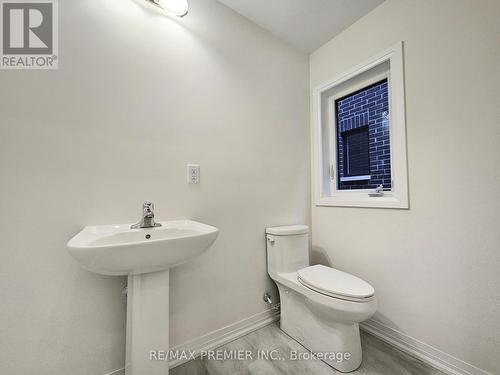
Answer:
[316, 194, 408, 209]
[339, 175, 371, 182]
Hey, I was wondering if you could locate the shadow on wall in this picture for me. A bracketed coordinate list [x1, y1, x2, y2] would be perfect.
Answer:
[309, 246, 423, 357]
[310, 245, 333, 267]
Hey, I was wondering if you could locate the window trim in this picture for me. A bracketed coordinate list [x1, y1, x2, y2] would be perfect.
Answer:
[312, 42, 408, 209]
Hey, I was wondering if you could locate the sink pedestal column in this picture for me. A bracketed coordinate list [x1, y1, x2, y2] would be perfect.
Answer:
[125, 269, 170, 375]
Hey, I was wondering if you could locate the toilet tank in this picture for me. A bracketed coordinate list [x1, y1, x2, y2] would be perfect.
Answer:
[266, 225, 309, 276]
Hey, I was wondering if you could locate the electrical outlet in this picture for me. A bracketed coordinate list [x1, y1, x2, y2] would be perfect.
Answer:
[187, 164, 200, 184]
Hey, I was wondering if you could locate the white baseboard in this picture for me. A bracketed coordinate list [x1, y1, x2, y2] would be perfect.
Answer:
[169, 309, 280, 369]
[360, 319, 492, 375]
[103, 368, 125, 375]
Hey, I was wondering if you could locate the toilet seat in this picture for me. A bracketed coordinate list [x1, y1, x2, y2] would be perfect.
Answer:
[297, 265, 375, 302]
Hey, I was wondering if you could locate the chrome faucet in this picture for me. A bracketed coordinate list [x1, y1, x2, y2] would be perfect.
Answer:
[131, 202, 162, 229]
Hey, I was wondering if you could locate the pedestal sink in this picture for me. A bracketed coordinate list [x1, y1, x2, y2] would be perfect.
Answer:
[67, 220, 219, 375]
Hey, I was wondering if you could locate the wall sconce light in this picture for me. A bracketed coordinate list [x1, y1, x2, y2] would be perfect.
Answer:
[147, 0, 189, 17]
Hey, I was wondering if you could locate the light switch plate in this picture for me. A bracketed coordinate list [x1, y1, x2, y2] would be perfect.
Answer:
[187, 164, 200, 184]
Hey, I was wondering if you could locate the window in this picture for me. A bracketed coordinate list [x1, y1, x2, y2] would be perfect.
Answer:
[312, 42, 408, 208]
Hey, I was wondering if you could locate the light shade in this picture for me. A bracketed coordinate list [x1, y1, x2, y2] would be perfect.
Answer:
[152, 0, 188, 17]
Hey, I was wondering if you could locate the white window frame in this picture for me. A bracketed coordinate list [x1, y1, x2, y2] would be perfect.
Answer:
[312, 42, 408, 209]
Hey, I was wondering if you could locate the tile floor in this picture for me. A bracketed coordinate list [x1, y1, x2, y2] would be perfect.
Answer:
[171, 323, 445, 375]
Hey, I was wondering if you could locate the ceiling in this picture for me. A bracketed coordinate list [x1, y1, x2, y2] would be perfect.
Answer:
[217, 0, 385, 53]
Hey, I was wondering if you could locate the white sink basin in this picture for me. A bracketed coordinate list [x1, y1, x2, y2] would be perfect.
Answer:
[67, 220, 219, 275]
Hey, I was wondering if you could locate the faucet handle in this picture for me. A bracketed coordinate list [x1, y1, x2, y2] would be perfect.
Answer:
[143, 202, 154, 213]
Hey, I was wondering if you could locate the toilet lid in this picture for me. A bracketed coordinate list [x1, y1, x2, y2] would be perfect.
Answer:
[297, 265, 375, 300]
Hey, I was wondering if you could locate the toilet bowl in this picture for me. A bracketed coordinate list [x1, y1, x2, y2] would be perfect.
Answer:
[266, 225, 377, 373]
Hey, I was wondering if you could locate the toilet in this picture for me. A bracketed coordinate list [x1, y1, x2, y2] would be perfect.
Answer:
[266, 224, 377, 373]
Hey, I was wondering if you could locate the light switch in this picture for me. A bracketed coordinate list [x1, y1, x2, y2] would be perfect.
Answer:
[187, 164, 200, 184]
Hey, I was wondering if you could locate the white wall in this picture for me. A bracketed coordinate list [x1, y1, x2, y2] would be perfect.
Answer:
[0, 0, 309, 374]
[310, 0, 500, 374]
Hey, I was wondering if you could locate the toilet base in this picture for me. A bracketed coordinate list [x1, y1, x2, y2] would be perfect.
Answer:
[277, 284, 363, 373]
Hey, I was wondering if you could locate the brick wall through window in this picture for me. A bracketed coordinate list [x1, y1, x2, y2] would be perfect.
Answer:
[335, 79, 391, 190]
